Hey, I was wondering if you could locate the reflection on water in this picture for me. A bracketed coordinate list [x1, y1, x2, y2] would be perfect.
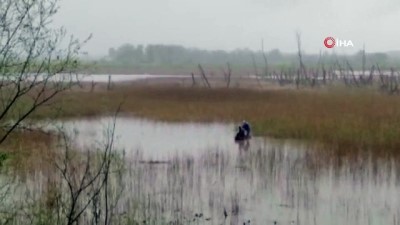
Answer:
[44, 118, 400, 224]
[63, 117, 237, 159]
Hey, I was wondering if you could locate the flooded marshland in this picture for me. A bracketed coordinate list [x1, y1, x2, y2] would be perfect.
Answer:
[31, 117, 399, 225]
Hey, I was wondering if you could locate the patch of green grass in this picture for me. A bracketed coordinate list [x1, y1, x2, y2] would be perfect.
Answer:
[0, 152, 9, 168]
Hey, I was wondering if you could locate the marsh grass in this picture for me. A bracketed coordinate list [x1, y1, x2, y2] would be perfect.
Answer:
[3, 85, 400, 224]
[34, 85, 400, 152]
[0, 130, 55, 175]
[4, 136, 400, 225]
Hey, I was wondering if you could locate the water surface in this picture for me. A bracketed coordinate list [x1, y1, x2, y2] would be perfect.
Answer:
[49, 117, 400, 225]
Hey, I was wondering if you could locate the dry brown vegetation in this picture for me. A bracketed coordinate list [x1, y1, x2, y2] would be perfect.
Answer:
[29, 85, 400, 152]
[0, 130, 55, 175]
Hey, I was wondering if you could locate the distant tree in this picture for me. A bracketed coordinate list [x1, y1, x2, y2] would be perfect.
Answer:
[111, 44, 135, 64]
[105, 43, 398, 70]
[369, 53, 388, 65]
[268, 49, 283, 62]
[108, 48, 116, 59]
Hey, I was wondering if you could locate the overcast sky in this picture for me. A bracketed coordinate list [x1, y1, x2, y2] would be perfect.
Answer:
[53, 0, 400, 57]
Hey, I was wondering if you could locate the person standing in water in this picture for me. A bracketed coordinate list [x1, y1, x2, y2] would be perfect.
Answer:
[241, 120, 251, 138]
[235, 126, 246, 141]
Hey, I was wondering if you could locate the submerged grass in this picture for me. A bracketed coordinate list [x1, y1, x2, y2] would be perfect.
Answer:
[31, 85, 400, 152]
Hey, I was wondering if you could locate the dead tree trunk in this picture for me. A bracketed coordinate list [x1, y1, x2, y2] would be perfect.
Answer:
[224, 63, 232, 88]
[261, 39, 269, 79]
[296, 32, 306, 87]
[198, 64, 211, 88]
[107, 75, 112, 91]
[191, 73, 196, 87]
[367, 65, 375, 85]
[251, 54, 263, 88]
[346, 61, 359, 87]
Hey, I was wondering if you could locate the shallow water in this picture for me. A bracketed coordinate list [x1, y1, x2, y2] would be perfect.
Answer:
[74, 74, 193, 83]
[48, 117, 400, 225]
[62, 117, 238, 159]
[23, 74, 193, 83]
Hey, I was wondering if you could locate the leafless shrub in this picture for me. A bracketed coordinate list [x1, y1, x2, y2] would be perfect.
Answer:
[0, 0, 88, 145]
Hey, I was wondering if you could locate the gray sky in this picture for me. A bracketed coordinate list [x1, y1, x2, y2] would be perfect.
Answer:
[54, 0, 400, 57]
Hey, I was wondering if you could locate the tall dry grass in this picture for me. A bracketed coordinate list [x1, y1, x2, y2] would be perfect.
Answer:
[33, 86, 400, 151]
[0, 130, 55, 176]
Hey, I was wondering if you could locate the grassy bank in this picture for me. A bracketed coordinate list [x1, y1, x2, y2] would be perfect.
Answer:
[31, 86, 400, 151]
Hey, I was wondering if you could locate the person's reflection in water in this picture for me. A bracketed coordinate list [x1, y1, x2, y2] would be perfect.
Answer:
[238, 140, 250, 152]
[237, 140, 251, 168]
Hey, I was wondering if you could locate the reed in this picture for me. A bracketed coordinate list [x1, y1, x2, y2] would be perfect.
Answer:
[28, 85, 400, 151]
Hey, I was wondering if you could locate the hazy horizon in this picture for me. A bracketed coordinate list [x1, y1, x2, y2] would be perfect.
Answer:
[54, 0, 400, 57]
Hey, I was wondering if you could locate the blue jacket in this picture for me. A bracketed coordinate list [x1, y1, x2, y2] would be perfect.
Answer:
[242, 122, 251, 137]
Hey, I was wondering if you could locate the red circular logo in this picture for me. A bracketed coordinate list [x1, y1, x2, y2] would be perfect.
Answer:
[324, 37, 336, 48]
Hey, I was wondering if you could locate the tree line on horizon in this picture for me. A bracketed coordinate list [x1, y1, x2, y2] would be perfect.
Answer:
[104, 43, 398, 69]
